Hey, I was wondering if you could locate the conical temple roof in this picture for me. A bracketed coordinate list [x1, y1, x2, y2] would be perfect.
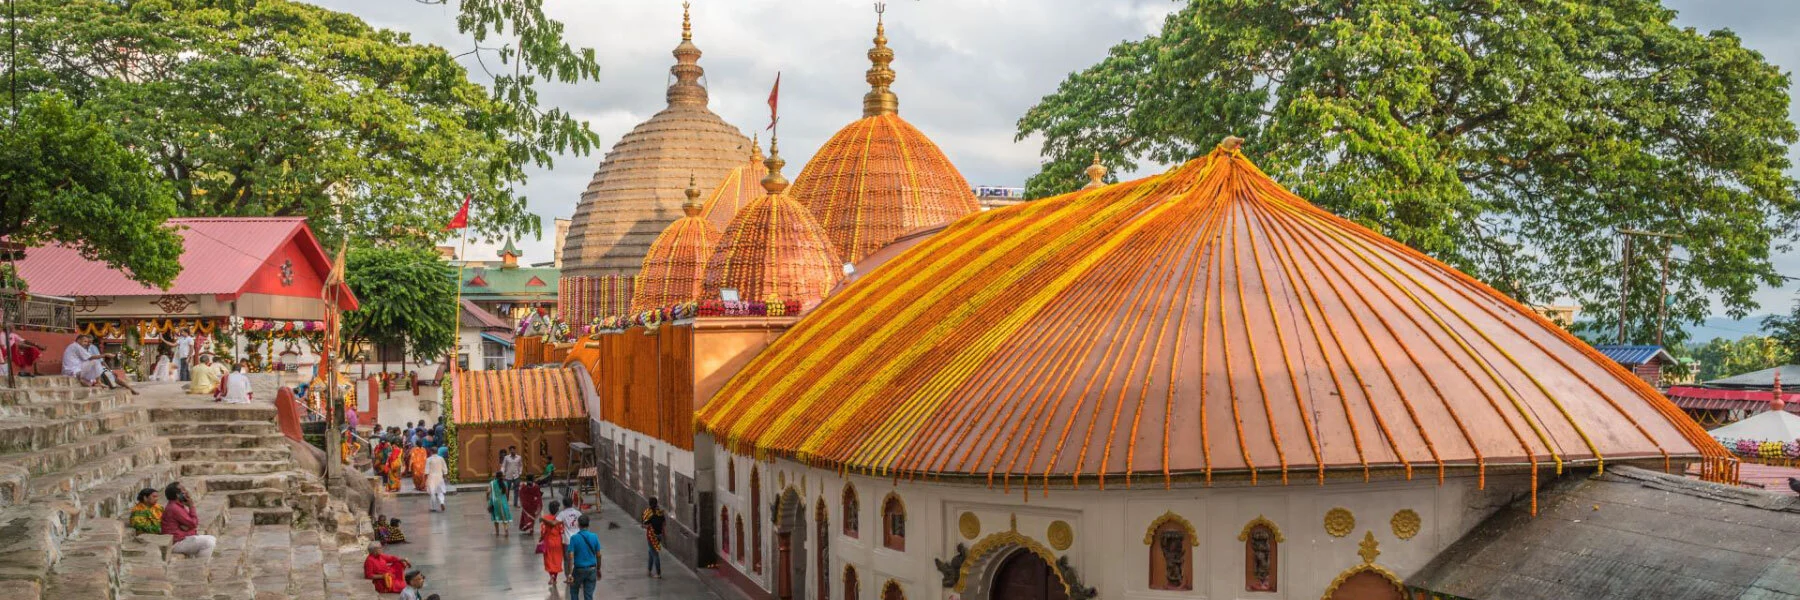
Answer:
[562, 5, 749, 293]
[789, 10, 978, 265]
[699, 143, 1731, 486]
[632, 177, 723, 313]
[699, 138, 769, 233]
[703, 141, 843, 308]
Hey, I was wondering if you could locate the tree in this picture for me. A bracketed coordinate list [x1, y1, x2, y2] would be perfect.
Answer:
[1762, 298, 1800, 361]
[338, 246, 457, 365]
[1691, 335, 1791, 381]
[13, 0, 602, 246]
[0, 92, 184, 288]
[1017, 0, 1800, 347]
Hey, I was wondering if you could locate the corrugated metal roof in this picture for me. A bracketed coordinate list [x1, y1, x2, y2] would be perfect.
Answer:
[1592, 344, 1674, 366]
[459, 299, 512, 330]
[15, 217, 347, 300]
[1706, 364, 1800, 389]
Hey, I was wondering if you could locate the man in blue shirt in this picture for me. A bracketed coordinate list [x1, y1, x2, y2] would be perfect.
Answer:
[567, 514, 602, 600]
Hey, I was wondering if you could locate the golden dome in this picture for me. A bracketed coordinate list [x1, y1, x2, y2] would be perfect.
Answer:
[703, 139, 844, 308]
[699, 142, 1731, 489]
[561, 2, 749, 319]
[699, 137, 769, 233]
[1082, 151, 1108, 190]
[789, 9, 978, 265]
[630, 176, 724, 313]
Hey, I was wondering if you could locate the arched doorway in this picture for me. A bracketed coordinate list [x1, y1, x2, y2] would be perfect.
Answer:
[992, 550, 1068, 600]
[775, 488, 807, 600]
[1325, 566, 1405, 600]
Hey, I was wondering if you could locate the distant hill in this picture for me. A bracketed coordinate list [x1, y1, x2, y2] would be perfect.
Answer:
[1684, 315, 1775, 344]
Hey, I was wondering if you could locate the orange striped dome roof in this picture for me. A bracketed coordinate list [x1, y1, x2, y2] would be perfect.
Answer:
[789, 13, 978, 265]
[631, 177, 723, 313]
[699, 138, 769, 233]
[703, 141, 843, 307]
[697, 143, 1732, 489]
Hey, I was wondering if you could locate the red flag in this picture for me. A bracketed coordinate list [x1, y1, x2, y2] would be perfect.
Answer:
[444, 194, 470, 231]
[766, 72, 780, 131]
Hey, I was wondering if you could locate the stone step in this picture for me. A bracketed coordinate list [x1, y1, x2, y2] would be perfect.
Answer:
[22, 441, 170, 511]
[0, 386, 127, 415]
[149, 406, 275, 425]
[195, 474, 290, 495]
[42, 518, 126, 600]
[179, 460, 289, 478]
[154, 420, 279, 438]
[0, 406, 150, 455]
[248, 524, 292, 598]
[171, 447, 292, 464]
[70, 462, 181, 522]
[225, 488, 287, 510]
[165, 433, 280, 450]
[0, 502, 78, 596]
[287, 529, 326, 600]
[0, 425, 159, 477]
[8, 376, 84, 390]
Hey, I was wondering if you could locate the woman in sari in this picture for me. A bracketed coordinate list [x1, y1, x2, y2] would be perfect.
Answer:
[518, 475, 543, 534]
[382, 445, 404, 493]
[408, 443, 429, 491]
[487, 470, 513, 537]
[538, 500, 566, 588]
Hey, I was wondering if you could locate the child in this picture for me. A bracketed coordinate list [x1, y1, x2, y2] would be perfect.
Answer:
[385, 517, 409, 544]
[372, 514, 391, 542]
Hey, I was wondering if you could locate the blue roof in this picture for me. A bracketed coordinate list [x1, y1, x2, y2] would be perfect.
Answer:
[480, 332, 515, 348]
[1592, 344, 1674, 366]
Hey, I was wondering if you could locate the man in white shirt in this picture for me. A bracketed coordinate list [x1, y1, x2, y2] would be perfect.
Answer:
[173, 329, 196, 381]
[556, 500, 583, 578]
[500, 446, 523, 503]
[221, 362, 253, 404]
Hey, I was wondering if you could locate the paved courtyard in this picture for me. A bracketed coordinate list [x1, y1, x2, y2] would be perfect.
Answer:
[371, 489, 722, 600]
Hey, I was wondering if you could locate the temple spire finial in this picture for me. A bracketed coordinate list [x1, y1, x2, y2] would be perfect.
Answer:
[681, 1, 693, 41]
[1082, 151, 1108, 190]
[751, 134, 764, 162]
[683, 173, 703, 217]
[862, 2, 898, 117]
[762, 136, 789, 194]
[667, 2, 707, 106]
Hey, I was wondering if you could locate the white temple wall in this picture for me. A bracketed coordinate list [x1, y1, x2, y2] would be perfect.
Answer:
[711, 446, 1533, 600]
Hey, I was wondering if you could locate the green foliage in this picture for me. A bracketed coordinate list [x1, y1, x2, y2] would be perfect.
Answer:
[1761, 299, 1800, 362]
[0, 92, 184, 288]
[339, 246, 458, 363]
[14, 0, 601, 246]
[1691, 335, 1791, 382]
[1017, 0, 1800, 347]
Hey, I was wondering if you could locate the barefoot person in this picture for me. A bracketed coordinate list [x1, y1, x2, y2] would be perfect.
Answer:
[425, 447, 449, 512]
[408, 442, 428, 492]
[487, 470, 513, 537]
[0, 331, 44, 377]
[642, 497, 667, 579]
[161, 482, 215, 558]
[187, 354, 226, 395]
[128, 488, 163, 534]
[538, 500, 567, 589]
[362, 542, 410, 593]
[220, 362, 252, 404]
[518, 475, 543, 534]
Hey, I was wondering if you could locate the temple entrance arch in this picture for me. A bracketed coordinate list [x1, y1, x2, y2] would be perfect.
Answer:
[1323, 564, 1405, 600]
[992, 550, 1068, 600]
[955, 530, 1069, 600]
[775, 487, 807, 600]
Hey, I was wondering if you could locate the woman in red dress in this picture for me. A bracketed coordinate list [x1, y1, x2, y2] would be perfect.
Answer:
[538, 499, 566, 588]
[518, 476, 543, 534]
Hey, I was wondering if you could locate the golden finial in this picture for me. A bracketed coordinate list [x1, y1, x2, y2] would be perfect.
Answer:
[682, 173, 703, 217]
[681, 2, 693, 41]
[862, 2, 898, 117]
[751, 134, 764, 162]
[1220, 135, 1245, 151]
[1082, 151, 1108, 190]
[668, 2, 706, 106]
[761, 136, 789, 194]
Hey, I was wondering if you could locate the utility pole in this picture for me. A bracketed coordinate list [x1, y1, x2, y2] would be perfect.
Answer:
[1616, 228, 1684, 346]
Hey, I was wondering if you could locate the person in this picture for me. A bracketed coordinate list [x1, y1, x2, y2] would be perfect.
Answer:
[187, 354, 226, 395]
[128, 488, 163, 534]
[0, 331, 45, 377]
[160, 481, 215, 558]
[567, 514, 602, 600]
[488, 470, 513, 537]
[173, 328, 195, 381]
[382, 444, 403, 493]
[518, 475, 543, 534]
[539, 500, 567, 588]
[372, 514, 391, 542]
[501, 446, 523, 502]
[345, 404, 360, 437]
[642, 497, 666, 578]
[408, 442, 428, 492]
[402, 422, 415, 447]
[220, 362, 252, 404]
[425, 446, 448, 511]
[149, 349, 176, 382]
[340, 432, 361, 467]
[362, 542, 410, 593]
[399, 570, 426, 600]
[384, 517, 408, 544]
[61, 335, 126, 391]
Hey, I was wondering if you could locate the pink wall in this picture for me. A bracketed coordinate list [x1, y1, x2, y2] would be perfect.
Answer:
[13, 331, 78, 374]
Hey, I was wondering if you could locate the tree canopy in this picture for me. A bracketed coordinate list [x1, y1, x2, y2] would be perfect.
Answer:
[338, 245, 457, 363]
[1691, 335, 1791, 382]
[13, 0, 602, 246]
[1018, 0, 1800, 346]
[0, 92, 184, 288]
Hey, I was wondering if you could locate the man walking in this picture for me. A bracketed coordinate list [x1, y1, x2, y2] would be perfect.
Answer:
[173, 328, 195, 381]
[501, 446, 523, 502]
[567, 515, 602, 600]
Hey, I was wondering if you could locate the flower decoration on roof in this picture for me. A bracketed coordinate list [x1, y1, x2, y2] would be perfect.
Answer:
[631, 174, 725, 313]
[703, 136, 843, 310]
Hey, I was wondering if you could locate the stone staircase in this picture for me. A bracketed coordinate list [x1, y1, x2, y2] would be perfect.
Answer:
[0, 376, 378, 600]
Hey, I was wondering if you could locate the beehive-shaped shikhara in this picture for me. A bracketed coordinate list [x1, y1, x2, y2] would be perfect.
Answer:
[699, 141, 1735, 494]
[560, 5, 749, 321]
[788, 10, 978, 265]
[699, 138, 769, 233]
[631, 176, 723, 313]
[703, 140, 843, 308]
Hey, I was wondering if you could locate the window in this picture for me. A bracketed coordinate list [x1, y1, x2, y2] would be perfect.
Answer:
[816, 499, 831, 600]
[736, 515, 745, 561]
[881, 580, 904, 600]
[881, 494, 905, 551]
[844, 566, 860, 600]
[1148, 515, 1196, 591]
[720, 507, 731, 557]
[1240, 518, 1282, 592]
[842, 485, 860, 538]
[728, 459, 737, 494]
[751, 466, 763, 572]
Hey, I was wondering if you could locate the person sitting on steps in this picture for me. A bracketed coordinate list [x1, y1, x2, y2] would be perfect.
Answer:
[160, 481, 215, 558]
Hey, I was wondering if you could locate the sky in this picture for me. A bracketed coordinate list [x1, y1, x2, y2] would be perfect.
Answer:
[303, 0, 1800, 320]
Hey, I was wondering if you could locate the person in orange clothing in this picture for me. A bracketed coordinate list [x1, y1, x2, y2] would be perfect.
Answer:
[363, 542, 410, 593]
[408, 442, 429, 491]
[538, 499, 567, 589]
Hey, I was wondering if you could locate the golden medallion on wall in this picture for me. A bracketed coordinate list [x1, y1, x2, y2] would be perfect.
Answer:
[1324, 507, 1355, 538]
[1390, 509, 1421, 540]
[1046, 520, 1074, 551]
[958, 512, 981, 540]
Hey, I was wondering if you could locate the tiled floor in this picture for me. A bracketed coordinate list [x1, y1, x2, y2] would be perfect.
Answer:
[373, 489, 722, 599]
